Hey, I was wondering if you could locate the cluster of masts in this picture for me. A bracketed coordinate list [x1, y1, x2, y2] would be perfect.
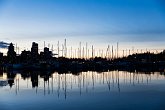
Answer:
[49, 39, 120, 59]
[2, 39, 164, 59]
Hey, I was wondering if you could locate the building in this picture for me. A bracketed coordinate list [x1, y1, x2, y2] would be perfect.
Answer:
[7, 43, 16, 63]
[21, 50, 31, 63]
[31, 42, 38, 54]
[44, 47, 52, 60]
[0, 52, 3, 64]
[0, 52, 3, 58]
[40, 47, 52, 61]
[31, 42, 39, 62]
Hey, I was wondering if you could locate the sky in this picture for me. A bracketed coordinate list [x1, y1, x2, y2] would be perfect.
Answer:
[0, 0, 165, 55]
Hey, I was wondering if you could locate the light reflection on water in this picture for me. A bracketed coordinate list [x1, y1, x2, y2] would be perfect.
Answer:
[0, 71, 165, 110]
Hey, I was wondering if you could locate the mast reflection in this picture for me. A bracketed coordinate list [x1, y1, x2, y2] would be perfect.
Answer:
[1, 70, 165, 99]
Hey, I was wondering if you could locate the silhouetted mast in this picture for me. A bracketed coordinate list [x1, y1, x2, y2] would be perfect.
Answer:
[48, 43, 50, 48]
[16, 43, 17, 54]
[51, 45, 53, 53]
[75, 49, 76, 58]
[86, 42, 88, 59]
[112, 46, 113, 60]
[106, 45, 110, 60]
[78, 48, 79, 58]
[71, 46, 72, 58]
[79, 42, 81, 58]
[18, 47, 20, 55]
[101, 49, 103, 57]
[64, 73, 67, 99]
[123, 50, 124, 57]
[92, 45, 94, 59]
[62, 44, 64, 57]
[114, 49, 116, 59]
[82, 47, 84, 59]
[64, 39, 67, 57]
[57, 41, 59, 57]
[117, 42, 119, 58]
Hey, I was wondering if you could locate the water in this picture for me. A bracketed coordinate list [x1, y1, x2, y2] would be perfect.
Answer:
[0, 71, 165, 110]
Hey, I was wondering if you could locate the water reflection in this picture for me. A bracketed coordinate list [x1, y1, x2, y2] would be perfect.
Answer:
[1, 70, 165, 99]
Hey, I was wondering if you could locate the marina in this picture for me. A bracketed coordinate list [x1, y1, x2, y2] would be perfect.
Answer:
[0, 41, 165, 73]
[0, 0, 165, 109]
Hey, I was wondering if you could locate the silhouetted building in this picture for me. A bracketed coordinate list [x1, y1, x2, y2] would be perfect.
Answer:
[40, 52, 44, 59]
[40, 47, 52, 62]
[0, 52, 3, 64]
[44, 47, 52, 60]
[7, 43, 16, 63]
[21, 50, 31, 63]
[163, 50, 165, 54]
[0, 69, 3, 77]
[0, 52, 3, 58]
[31, 42, 39, 62]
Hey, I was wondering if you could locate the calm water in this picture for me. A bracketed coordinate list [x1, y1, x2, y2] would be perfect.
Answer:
[0, 71, 165, 110]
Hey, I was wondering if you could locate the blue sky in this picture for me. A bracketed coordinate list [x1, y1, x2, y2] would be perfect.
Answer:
[0, 0, 165, 54]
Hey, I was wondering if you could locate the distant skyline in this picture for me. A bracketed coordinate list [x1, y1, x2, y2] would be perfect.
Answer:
[0, 0, 165, 54]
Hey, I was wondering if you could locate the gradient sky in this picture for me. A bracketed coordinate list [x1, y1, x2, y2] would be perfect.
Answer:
[0, 0, 165, 54]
